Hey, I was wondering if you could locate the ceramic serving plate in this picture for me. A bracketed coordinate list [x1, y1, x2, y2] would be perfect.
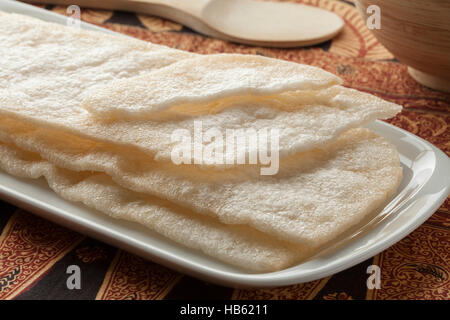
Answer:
[0, 0, 449, 288]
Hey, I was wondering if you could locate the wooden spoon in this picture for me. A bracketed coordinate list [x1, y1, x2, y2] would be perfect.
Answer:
[25, 0, 344, 47]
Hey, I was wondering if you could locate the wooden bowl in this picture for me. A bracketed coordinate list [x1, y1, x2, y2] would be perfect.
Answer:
[355, 0, 450, 92]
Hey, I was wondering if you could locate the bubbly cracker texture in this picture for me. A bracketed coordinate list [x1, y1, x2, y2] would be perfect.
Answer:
[82, 54, 341, 119]
[0, 12, 401, 163]
[0, 118, 403, 246]
[0, 142, 310, 272]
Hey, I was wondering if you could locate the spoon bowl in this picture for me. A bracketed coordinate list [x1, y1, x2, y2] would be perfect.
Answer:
[201, 0, 344, 47]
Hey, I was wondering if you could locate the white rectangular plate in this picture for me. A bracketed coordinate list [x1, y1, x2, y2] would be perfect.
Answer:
[1, 0, 449, 288]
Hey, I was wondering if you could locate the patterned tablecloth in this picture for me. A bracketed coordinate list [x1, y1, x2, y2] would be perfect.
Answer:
[0, 0, 448, 300]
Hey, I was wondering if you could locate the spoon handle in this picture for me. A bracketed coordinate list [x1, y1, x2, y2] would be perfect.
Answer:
[100, 0, 209, 19]
[22, 0, 209, 21]
[23, 0, 215, 35]
[123, 0, 211, 31]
